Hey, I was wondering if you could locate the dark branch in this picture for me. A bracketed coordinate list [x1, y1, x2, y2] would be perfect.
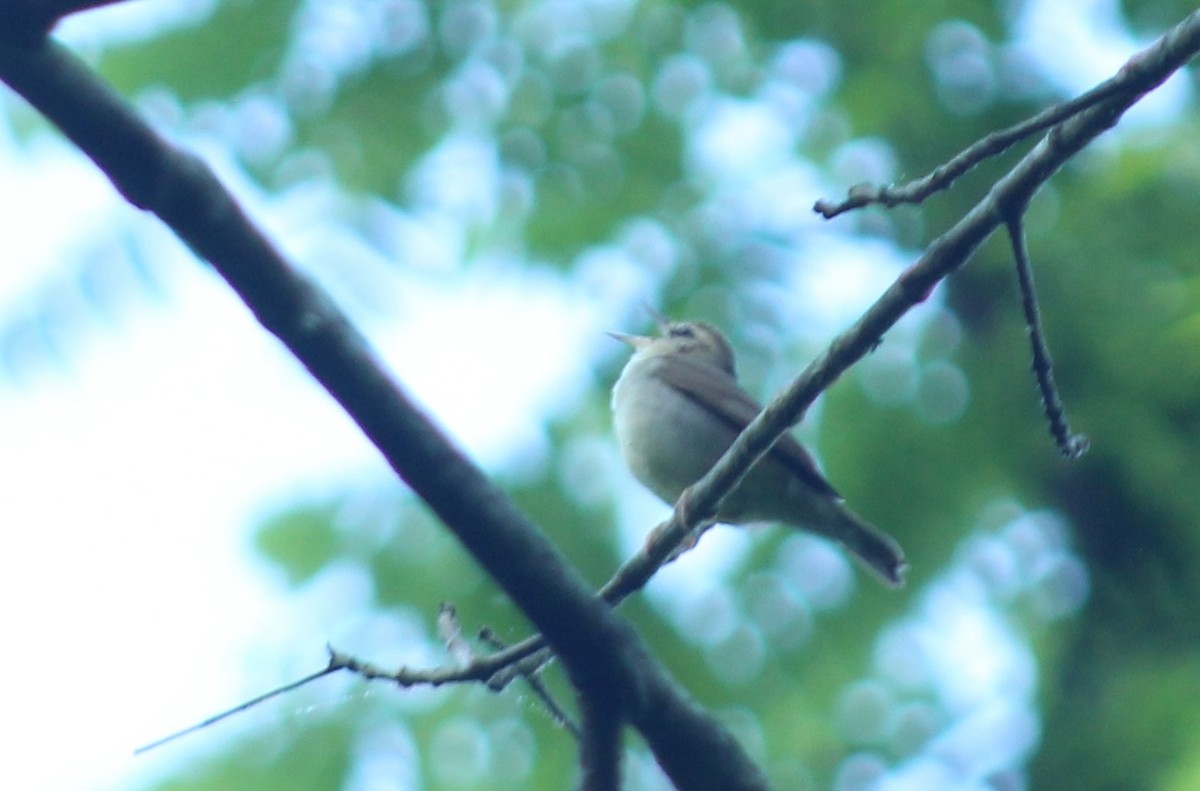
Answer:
[814, 36, 1163, 218]
[0, 32, 769, 791]
[53, 0, 132, 14]
[0, 31, 627, 715]
[7, 8, 1198, 788]
[608, 9, 1200, 595]
[479, 628, 580, 738]
[257, 5, 1200, 707]
[1004, 217, 1090, 458]
[578, 690, 623, 791]
[1, 0, 133, 39]
[134, 657, 343, 754]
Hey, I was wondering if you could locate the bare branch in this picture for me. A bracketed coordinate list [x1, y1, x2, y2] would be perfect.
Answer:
[0, 31, 770, 791]
[6, 7, 1197, 788]
[813, 20, 1193, 219]
[52, 0, 133, 15]
[2, 0, 134, 38]
[263, 0, 1199, 704]
[608, 9, 1200, 597]
[134, 656, 343, 755]
[1004, 216, 1090, 458]
[479, 628, 580, 738]
[578, 690, 623, 791]
[437, 602, 476, 666]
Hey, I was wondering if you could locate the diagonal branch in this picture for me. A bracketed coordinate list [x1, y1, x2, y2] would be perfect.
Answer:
[604, 8, 1200, 595]
[578, 687, 623, 791]
[813, 74, 1134, 218]
[811, 16, 1200, 220]
[0, 28, 769, 791]
[3, 7, 1198, 788]
[1004, 215, 1089, 458]
[135, 660, 343, 754]
[3, 0, 133, 39]
[309, 5, 1200, 684]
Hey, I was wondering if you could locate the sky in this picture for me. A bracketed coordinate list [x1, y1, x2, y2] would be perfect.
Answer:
[0, 1, 1159, 789]
[0, 124, 625, 789]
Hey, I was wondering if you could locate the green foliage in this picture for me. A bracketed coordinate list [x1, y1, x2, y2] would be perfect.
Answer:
[256, 503, 344, 586]
[88, 0, 1200, 789]
[100, 0, 296, 100]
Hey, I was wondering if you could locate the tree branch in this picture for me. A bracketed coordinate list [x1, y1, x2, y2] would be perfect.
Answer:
[0, 29, 769, 791]
[1004, 216, 1089, 458]
[813, 15, 1196, 218]
[265, 6, 1200, 709]
[577, 689, 623, 791]
[479, 627, 580, 738]
[135, 660, 343, 754]
[813, 76, 1131, 218]
[5, 7, 1197, 789]
[2, 0, 133, 39]
[607, 9, 1200, 592]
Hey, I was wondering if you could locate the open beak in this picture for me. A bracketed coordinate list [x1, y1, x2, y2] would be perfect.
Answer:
[607, 331, 652, 349]
[611, 306, 670, 348]
[641, 303, 671, 334]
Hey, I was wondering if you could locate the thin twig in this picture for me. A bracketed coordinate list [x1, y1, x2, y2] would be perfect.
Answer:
[1004, 216, 1090, 458]
[605, 10, 1200, 602]
[814, 62, 1136, 218]
[437, 602, 475, 665]
[134, 658, 343, 755]
[480, 628, 580, 738]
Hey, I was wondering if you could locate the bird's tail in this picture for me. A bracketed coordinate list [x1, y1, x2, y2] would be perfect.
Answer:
[820, 504, 907, 587]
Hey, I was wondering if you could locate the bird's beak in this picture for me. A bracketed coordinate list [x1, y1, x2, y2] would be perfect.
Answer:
[640, 303, 671, 334]
[607, 330, 652, 349]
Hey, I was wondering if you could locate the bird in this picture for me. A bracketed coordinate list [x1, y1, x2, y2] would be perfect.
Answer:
[609, 317, 906, 587]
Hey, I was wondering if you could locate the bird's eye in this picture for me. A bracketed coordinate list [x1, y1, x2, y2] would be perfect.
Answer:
[669, 324, 696, 339]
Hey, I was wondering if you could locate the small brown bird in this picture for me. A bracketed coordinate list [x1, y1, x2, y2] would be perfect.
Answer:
[610, 318, 906, 587]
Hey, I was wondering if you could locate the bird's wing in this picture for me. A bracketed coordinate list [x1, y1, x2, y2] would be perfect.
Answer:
[651, 355, 841, 498]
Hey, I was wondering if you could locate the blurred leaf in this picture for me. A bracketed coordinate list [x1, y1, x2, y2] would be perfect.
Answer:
[99, 0, 296, 101]
[255, 503, 341, 586]
[63, 0, 1200, 788]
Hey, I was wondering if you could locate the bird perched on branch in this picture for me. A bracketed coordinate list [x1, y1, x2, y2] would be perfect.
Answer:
[610, 317, 906, 587]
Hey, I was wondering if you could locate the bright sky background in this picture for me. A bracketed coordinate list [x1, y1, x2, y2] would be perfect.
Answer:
[0, 1, 1155, 789]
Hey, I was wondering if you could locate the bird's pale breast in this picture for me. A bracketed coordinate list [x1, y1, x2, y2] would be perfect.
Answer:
[612, 354, 737, 504]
